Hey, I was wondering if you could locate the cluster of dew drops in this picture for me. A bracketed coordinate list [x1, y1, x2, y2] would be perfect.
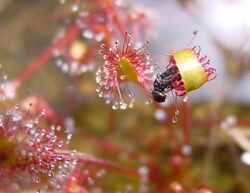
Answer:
[0, 65, 14, 101]
[59, 0, 79, 12]
[0, 101, 78, 192]
[58, 0, 188, 117]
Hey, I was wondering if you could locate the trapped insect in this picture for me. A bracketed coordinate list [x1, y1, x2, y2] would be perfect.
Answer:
[152, 31, 217, 103]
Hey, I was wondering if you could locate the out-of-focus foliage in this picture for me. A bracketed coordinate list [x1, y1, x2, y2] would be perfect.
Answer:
[0, 0, 250, 193]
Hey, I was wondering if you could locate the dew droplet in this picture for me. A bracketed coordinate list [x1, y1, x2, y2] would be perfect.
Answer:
[83, 30, 94, 39]
[241, 151, 250, 165]
[98, 91, 103, 98]
[145, 99, 152, 105]
[96, 169, 106, 178]
[103, 55, 108, 60]
[71, 3, 79, 12]
[155, 109, 167, 122]
[128, 92, 133, 98]
[172, 116, 178, 123]
[181, 144, 192, 155]
[129, 102, 134, 108]
[138, 166, 149, 183]
[115, 0, 123, 6]
[87, 177, 94, 186]
[41, 109, 46, 115]
[70, 150, 76, 156]
[96, 87, 100, 92]
[96, 76, 102, 84]
[95, 33, 105, 42]
[12, 112, 22, 122]
[24, 121, 33, 128]
[183, 95, 188, 102]
[112, 102, 119, 110]
[120, 75, 125, 80]
[120, 102, 127, 110]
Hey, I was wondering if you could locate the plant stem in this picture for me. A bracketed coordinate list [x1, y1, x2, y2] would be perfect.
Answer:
[59, 150, 140, 177]
[13, 24, 81, 89]
[182, 102, 190, 145]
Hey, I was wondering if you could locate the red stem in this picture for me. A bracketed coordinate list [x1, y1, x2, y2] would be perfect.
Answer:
[182, 102, 190, 145]
[165, 106, 176, 145]
[106, 109, 116, 136]
[80, 131, 139, 159]
[13, 24, 81, 88]
[59, 150, 139, 177]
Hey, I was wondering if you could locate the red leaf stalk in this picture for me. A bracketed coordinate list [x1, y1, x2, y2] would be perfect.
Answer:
[13, 24, 81, 89]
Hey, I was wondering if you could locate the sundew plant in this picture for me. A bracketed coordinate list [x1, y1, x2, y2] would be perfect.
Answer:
[1, 0, 250, 193]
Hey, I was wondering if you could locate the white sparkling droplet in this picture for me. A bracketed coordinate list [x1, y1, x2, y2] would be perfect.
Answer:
[128, 92, 133, 98]
[83, 30, 94, 39]
[172, 116, 178, 123]
[145, 99, 152, 105]
[24, 121, 33, 128]
[120, 103, 127, 110]
[71, 4, 79, 12]
[154, 109, 167, 122]
[181, 144, 192, 155]
[183, 95, 188, 102]
[112, 102, 119, 110]
[241, 151, 250, 165]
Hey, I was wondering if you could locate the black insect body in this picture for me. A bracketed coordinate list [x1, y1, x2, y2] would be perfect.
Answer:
[152, 66, 181, 103]
[151, 44, 217, 104]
